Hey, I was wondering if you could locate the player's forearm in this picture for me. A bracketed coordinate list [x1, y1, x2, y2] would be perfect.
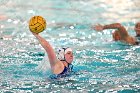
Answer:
[34, 34, 50, 49]
[34, 35, 57, 64]
[35, 35, 54, 53]
[103, 23, 128, 38]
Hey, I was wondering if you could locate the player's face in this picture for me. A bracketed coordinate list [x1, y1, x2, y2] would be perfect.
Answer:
[65, 51, 73, 63]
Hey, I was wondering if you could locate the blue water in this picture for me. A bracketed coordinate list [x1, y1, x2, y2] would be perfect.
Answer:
[0, 0, 140, 92]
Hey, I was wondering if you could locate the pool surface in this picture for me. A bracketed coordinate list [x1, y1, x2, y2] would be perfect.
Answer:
[0, 0, 140, 92]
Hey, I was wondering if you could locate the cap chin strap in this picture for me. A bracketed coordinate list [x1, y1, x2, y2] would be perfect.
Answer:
[60, 54, 71, 66]
[65, 60, 70, 65]
[60, 56, 70, 65]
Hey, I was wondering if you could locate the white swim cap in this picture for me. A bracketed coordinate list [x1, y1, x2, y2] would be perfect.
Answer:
[57, 47, 72, 61]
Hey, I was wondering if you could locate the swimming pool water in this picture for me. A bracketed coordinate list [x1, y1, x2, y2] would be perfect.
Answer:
[0, 0, 140, 92]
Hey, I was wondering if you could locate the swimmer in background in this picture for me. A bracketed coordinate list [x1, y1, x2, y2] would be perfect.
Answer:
[93, 23, 140, 45]
[31, 32, 74, 77]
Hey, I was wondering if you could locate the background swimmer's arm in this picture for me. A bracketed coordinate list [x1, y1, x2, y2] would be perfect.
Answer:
[32, 33, 58, 68]
[103, 23, 129, 36]
[93, 23, 128, 36]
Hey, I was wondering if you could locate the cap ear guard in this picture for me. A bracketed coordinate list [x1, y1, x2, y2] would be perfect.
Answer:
[57, 48, 65, 61]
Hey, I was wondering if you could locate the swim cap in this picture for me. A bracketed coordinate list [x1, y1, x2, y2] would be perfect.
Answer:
[57, 47, 72, 61]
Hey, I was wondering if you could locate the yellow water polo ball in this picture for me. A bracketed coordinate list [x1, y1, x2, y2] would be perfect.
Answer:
[29, 16, 46, 34]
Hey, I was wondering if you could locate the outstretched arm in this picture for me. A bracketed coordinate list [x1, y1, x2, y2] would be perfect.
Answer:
[93, 23, 129, 37]
[31, 32, 64, 74]
[32, 33, 57, 68]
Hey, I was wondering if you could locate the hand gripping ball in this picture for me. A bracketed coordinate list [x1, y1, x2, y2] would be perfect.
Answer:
[29, 16, 46, 34]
